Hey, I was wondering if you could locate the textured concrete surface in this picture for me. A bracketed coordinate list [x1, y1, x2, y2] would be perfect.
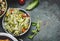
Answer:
[0, 0, 60, 41]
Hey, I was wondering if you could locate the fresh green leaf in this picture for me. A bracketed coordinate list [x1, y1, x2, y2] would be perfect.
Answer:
[28, 35, 35, 39]
[31, 22, 37, 26]
[28, 19, 42, 39]
[32, 29, 37, 34]
[36, 21, 41, 31]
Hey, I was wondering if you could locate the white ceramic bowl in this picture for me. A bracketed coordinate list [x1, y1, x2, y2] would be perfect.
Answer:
[0, 32, 18, 41]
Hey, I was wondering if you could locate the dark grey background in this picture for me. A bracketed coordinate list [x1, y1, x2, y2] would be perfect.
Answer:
[0, 0, 60, 41]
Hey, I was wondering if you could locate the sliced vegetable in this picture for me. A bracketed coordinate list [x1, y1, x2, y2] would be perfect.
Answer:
[6, 13, 9, 16]
[26, 0, 39, 11]
[24, 24, 29, 29]
[9, 8, 14, 14]
[14, 31, 20, 36]
[22, 14, 27, 17]
[22, 28, 26, 32]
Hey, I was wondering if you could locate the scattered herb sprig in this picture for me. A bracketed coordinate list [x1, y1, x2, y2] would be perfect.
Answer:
[28, 20, 42, 39]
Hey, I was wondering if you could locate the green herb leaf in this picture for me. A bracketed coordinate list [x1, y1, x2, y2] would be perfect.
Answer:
[28, 20, 42, 39]
[32, 29, 37, 34]
[28, 35, 35, 39]
[36, 21, 41, 31]
[31, 22, 37, 26]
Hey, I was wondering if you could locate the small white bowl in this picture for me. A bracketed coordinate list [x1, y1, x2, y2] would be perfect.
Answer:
[0, 32, 18, 41]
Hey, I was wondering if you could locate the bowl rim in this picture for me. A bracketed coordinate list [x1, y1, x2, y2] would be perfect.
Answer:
[2, 8, 31, 36]
[0, 32, 18, 41]
[0, 0, 7, 18]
